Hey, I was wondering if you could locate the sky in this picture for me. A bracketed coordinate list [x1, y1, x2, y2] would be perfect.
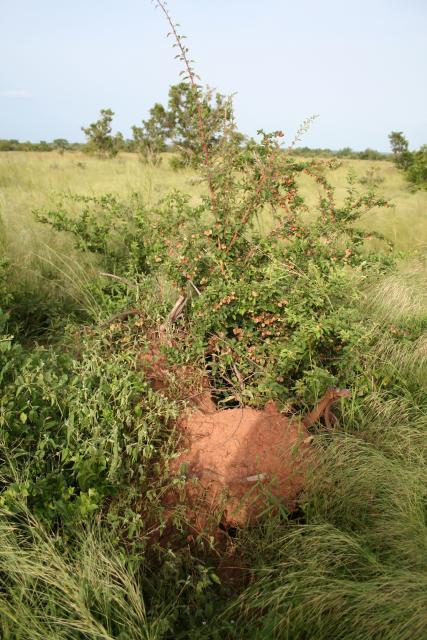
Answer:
[1, 0, 426, 151]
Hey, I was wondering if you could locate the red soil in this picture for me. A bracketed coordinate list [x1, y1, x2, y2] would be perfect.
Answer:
[137, 331, 349, 533]
[170, 400, 312, 531]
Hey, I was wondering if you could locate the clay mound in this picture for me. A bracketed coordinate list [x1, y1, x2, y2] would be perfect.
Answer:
[170, 400, 313, 531]
[136, 329, 348, 534]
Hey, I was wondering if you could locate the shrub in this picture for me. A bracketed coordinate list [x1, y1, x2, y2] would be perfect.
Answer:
[148, 130, 392, 406]
[0, 318, 180, 536]
[38, 127, 393, 406]
[359, 166, 385, 187]
[389, 131, 413, 170]
[389, 131, 427, 189]
[406, 145, 427, 189]
[35, 193, 152, 276]
[81, 109, 123, 158]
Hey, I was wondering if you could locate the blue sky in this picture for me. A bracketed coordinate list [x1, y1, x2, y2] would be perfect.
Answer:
[1, 0, 426, 150]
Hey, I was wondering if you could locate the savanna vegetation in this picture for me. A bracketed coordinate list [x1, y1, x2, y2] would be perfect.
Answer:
[1, 3, 426, 638]
[389, 131, 427, 190]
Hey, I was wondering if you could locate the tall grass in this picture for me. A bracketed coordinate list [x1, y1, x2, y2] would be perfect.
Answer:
[1, 152, 427, 272]
[1, 264, 426, 639]
[0, 151, 205, 324]
[1, 131, 426, 638]
[225, 264, 427, 639]
[1, 150, 426, 336]
[232, 404, 427, 639]
[0, 507, 169, 640]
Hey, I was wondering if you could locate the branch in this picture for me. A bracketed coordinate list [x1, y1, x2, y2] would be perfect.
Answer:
[154, 0, 217, 211]
[100, 309, 142, 328]
[303, 388, 350, 428]
[99, 272, 137, 289]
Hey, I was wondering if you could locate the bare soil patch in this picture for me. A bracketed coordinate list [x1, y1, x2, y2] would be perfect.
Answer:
[169, 400, 312, 531]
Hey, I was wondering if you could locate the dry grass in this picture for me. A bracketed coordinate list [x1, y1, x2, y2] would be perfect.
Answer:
[1, 153, 427, 266]
[0, 151, 205, 288]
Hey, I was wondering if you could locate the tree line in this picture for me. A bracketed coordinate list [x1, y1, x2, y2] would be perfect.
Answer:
[4, 85, 426, 188]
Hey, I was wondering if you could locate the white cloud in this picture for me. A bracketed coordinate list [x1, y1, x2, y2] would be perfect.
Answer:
[0, 90, 32, 99]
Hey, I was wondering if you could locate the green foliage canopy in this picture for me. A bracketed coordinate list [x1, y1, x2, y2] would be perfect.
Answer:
[389, 131, 427, 189]
[81, 108, 123, 158]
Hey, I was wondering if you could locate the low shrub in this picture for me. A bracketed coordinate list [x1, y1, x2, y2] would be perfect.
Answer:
[0, 318, 180, 543]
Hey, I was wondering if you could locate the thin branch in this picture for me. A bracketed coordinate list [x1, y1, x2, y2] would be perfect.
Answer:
[188, 279, 201, 296]
[169, 294, 187, 322]
[99, 272, 137, 289]
[154, 0, 217, 211]
[303, 388, 350, 428]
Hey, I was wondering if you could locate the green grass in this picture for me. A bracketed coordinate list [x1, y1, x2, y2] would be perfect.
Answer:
[0, 150, 426, 639]
[225, 269, 427, 638]
[0, 508, 171, 640]
[0, 151, 205, 262]
[2, 292, 426, 638]
[0, 151, 205, 323]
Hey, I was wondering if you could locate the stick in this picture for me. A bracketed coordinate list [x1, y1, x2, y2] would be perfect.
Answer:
[303, 387, 350, 428]
[169, 295, 187, 322]
[99, 272, 137, 289]
[189, 279, 201, 296]
[232, 362, 245, 392]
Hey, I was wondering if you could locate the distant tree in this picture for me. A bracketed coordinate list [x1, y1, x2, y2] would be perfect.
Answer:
[132, 83, 238, 168]
[53, 138, 69, 149]
[52, 138, 70, 154]
[358, 148, 386, 161]
[167, 82, 234, 164]
[114, 131, 124, 153]
[388, 132, 426, 189]
[388, 131, 412, 170]
[0, 139, 19, 151]
[336, 147, 354, 158]
[82, 109, 122, 158]
[406, 145, 427, 189]
[132, 103, 172, 164]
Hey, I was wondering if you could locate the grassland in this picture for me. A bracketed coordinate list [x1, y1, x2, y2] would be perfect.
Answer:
[1, 151, 426, 321]
[0, 150, 426, 639]
[1, 151, 427, 267]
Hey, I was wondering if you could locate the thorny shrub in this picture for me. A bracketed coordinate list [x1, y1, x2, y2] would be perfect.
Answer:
[35, 3, 396, 407]
[35, 193, 150, 275]
[37, 127, 394, 407]
[151, 133, 393, 406]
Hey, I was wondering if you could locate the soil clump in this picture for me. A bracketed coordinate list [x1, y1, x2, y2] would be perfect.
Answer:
[170, 400, 312, 531]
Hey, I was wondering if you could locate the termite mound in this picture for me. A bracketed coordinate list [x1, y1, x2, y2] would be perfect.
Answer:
[169, 390, 347, 532]
[137, 325, 349, 533]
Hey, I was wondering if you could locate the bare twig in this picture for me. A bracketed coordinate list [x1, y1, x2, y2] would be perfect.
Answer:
[154, 0, 217, 210]
[189, 279, 201, 296]
[232, 362, 245, 392]
[99, 272, 137, 290]
[169, 294, 187, 322]
[288, 114, 319, 149]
